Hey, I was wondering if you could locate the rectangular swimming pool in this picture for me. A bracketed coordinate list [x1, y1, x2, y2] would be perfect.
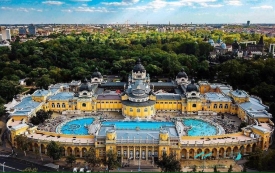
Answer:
[102, 121, 174, 129]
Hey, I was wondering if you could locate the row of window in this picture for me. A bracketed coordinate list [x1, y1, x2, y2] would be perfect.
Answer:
[117, 150, 158, 157]
[156, 102, 180, 104]
[52, 103, 66, 108]
[213, 104, 229, 109]
[99, 101, 121, 104]
[126, 107, 154, 112]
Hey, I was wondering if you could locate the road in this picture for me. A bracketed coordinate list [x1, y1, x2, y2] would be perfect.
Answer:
[0, 157, 56, 172]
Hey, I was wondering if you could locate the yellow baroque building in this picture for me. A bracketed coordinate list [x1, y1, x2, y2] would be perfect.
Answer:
[5, 59, 274, 162]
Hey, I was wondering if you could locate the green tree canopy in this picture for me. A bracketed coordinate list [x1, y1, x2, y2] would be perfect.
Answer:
[46, 141, 63, 162]
[156, 152, 181, 172]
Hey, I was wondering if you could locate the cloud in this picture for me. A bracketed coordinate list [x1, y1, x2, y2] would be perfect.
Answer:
[62, 9, 73, 12]
[42, 1, 64, 5]
[102, 0, 139, 6]
[199, 2, 223, 7]
[71, 6, 115, 12]
[225, 0, 242, 6]
[1, 6, 43, 12]
[251, 5, 273, 9]
[1, 6, 12, 10]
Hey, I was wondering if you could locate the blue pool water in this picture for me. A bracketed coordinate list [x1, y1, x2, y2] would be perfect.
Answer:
[102, 121, 174, 129]
[60, 118, 94, 135]
[183, 119, 217, 136]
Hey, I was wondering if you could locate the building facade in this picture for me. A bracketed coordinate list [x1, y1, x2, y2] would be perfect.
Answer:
[6, 59, 274, 162]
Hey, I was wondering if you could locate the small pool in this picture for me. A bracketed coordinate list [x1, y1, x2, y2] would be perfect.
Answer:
[60, 118, 94, 135]
[183, 119, 217, 136]
[102, 121, 174, 130]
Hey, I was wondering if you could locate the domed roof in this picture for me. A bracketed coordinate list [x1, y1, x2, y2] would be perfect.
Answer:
[133, 59, 146, 73]
[208, 39, 214, 44]
[217, 36, 222, 44]
[91, 68, 103, 78]
[186, 79, 198, 92]
[79, 78, 93, 92]
[177, 68, 188, 78]
[221, 43, 226, 49]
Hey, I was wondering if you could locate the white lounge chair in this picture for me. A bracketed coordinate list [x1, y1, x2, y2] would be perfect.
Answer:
[73, 167, 78, 172]
[79, 168, 85, 172]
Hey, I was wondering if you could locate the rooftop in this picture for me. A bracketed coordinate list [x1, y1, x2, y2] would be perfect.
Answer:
[205, 92, 231, 102]
[231, 90, 249, 98]
[32, 89, 50, 97]
[48, 92, 74, 101]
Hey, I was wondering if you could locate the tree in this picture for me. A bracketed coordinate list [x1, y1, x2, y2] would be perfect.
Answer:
[104, 149, 119, 172]
[15, 135, 30, 156]
[22, 167, 38, 172]
[30, 110, 52, 125]
[228, 164, 233, 172]
[46, 141, 63, 162]
[35, 74, 54, 89]
[84, 147, 101, 168]
[66, 154, 76, 167]
[156, 152, 181, 172]
[192, 165, 197, 172]
[214, 165, 218, 172]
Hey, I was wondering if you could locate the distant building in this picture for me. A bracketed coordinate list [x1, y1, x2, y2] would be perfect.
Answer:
[270, 44, 275, 57]
[246, 36, 265, 56]
[28, 24, 36, 36]
[19, 27, 27, 35]
[1, 29, 11, 40]
[247, 20, 250, 26]
[207, 36, 232, 55]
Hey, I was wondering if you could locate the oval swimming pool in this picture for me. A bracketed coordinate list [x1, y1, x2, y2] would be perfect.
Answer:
[183, 119, 217, 136]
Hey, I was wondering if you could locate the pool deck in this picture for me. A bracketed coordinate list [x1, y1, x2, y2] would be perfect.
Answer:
[7, 111, 265, 146]
[25, 132, 95, 145]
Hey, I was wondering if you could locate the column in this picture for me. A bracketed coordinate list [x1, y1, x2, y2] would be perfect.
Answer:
[80, 149, 82, 158]
[146, 146, 148, 161]
[72, 148, 75, 156]
[223, 151, 226, 158]
[39, 145, 41, 154]
[65, 148, 68, 156]
[33, 146, 35, 152]
[230, 150, 233, 158]
[45, 148, 47, 155]
[186, 151, 189, 160]
[127, 146, 129, 159]
[133, 146, 136, 160]
[140, 146, 141, 159]
[250, 147, 252, 153]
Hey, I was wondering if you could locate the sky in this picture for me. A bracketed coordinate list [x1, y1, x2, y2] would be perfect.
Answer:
[0, 0, 275, 24]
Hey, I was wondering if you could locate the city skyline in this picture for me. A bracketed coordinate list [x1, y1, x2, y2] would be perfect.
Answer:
[0, 0, 275, 24]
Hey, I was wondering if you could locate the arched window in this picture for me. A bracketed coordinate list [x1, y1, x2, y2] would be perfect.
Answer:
[82, 103, 86, 107]
[137, 109, 140, 112]
[214, 104, 217, 108]
[144, 108, 148, 112]
[83, 92, 87, 95]
[52, 103, 55, 108]
[219, 104, 223, 108]
[130, 108, 133, 112]
[192, 104, 196, 108]
[62, 103, 65, 108]
[225, 104, 228, 109]
[57, 103, 60, 108]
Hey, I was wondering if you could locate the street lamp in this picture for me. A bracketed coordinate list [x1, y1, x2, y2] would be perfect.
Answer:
[3, 162, 5, 172]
